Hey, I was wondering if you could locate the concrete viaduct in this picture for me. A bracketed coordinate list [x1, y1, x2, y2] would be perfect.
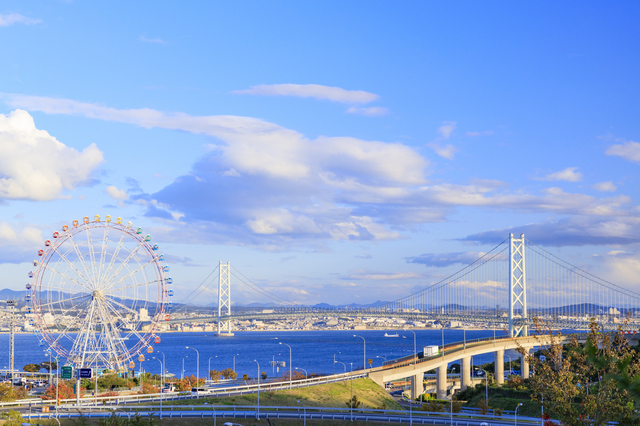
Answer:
[364, 333, 618, 400]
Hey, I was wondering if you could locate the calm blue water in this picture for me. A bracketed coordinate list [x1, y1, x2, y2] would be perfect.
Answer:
[0, 329, 517, 378]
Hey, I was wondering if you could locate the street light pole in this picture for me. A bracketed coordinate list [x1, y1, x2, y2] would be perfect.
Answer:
[208, 356, 217, 381]
[375, 355, 387, 367]
[475, 367, 489, 403]
[354, 334, 366, 369]
[349, 362, 353, 422]
[233, 353, 239, 373]
[295, 367, 307, 379]
[278, 342, 292, 388]
[152, 357, 163, 418]
[186, 347, 200, 385]
[182, 356, 188, 380]
[450, 367, 456, 424]
[515, 402, 523, 425]
[253, 360, 260, 416]
[158, 351, 166, 388]
[506, 355, 512, 376]
[406, 330, 416, 365]
[333, 352, 340, 374]
[297, 400, 306, 426]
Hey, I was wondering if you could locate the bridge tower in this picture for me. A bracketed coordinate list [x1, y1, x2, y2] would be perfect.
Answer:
[509, 233, 528, 337]
[216, 261, 234, 336]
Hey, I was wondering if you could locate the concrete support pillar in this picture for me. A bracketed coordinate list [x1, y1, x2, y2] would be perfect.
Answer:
[461, 357, 471, 391]
[436, 366, 447, 400]
[495, 349, 504, 385]
[521, 349, 530, 379]
[410, 372, 423, 400]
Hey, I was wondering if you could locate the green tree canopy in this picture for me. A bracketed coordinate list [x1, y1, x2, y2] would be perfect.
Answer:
[22, 363, 41, 372]
[521, 318, 640, 425]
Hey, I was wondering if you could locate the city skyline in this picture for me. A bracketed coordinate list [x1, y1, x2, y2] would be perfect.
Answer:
[1, 2, 639, 305]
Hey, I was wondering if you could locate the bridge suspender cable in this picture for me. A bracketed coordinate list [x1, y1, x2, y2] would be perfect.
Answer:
[173, 264, 220, 312]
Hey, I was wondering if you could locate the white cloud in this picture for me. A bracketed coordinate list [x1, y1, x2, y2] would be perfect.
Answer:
[537, 167, 583, 182]
[427, 142, 458, 159]
[0, 13, 41, 27]
[139, 35, 166, 44]
[345, 106, 389, 116]
[105, 185, 128, 200]
[592, 181, 617, 192]
[232, 84, 379, 104]
[466, 130, 494, 137]
[428, 121, 458, 159]
[344, 270, 422, 280]
[0, 221, 43, 263]
[0, 109, 104, 201]
[2, 94, 426, 186]
[606, 140, 640, 162]
[437, 121, 456, 139]
[6, 94, 637, 247]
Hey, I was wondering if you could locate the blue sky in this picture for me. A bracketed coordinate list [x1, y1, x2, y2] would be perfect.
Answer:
[1, 1, 640, 306]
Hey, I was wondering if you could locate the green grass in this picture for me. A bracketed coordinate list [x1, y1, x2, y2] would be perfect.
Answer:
[156, 378, 402, 411]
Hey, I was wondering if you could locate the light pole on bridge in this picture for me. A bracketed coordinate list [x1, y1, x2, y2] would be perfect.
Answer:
[208, 356, 217, 380]
[279, 342, 292, 389]
[233, 353, 239, 373]
[405, 329, 416, 365]
[353, 334, 366, 370]
[295, 367, 307, 380]
[186, 346, 200, 384]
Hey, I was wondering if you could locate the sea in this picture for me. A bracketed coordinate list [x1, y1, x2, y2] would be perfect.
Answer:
[0, 329, 520, 378]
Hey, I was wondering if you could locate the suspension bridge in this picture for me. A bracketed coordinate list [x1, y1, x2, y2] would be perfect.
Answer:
[172, 234, 640, 338]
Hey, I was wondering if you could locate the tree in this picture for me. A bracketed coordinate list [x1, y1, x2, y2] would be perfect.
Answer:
[220, 368, 237, 380]
[174, 375, 204, 391]
[521, 318, 640, 425]
[23, 363, 41, 372]
[40, 361, 58, 372]
[209, 369, 221, 382]
[0, 410, 25, 426]
[42, 381, 75, 400]
[346, 394, 362, 408]
[0, 382, 27, 402]
[138, 382, 159, 395]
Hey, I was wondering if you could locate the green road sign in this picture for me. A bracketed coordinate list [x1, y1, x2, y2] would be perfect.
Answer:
[61, 366, 72, 379]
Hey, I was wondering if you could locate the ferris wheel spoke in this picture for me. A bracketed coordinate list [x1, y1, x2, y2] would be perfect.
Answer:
[104, 258, 158, 293]
[37, 293, 91, 309]
[85, 226, 99, 286]
[100, 229, 127, 288]
[102, 298, 150, 343]
[47, 247, 94, 291]
[103, 239, 147, 288]
[105, 299, 144, 340]
[67, 232, 97, 288]
[95, 299, 128, 360]
[104, 296, 144, 318]
[47, 300, 93, 348]
[97, 225, 111, 287]
[73, 300, 98, 366]
[108, 276, 161, 295]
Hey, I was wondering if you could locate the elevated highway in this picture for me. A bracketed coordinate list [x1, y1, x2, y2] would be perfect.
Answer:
[364, 332, 637, 400]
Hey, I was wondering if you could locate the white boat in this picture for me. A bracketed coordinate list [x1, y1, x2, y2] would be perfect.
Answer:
[384, 332, 399, 337]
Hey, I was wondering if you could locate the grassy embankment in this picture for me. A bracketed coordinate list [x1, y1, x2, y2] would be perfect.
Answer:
[155, 378, 402, 410]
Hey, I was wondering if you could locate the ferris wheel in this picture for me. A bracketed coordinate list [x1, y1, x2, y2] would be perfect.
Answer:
[26, 215, 174, 370]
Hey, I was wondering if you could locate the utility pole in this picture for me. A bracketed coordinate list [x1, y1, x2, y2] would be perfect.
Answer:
[7, 300, 16, 377]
